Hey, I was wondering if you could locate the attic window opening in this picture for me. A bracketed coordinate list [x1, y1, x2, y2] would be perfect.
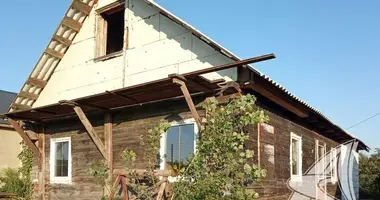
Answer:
[96, 7, 125, 58]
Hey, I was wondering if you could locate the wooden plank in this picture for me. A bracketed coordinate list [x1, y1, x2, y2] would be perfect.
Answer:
[257, 123, 261, 167]
[27, 130, 38, 141]
[18, 91, 39, 100]
[169, 74, 212, 93]
[121, 177, 129, 200]
[156, 181, 167, 200]
[72, 0, 92, 15]
[45, 48, 64, 59]
[107, 175, 122, 200]
[245, 83, 309, 118]
[104, 112, 113, 195]
[182, 54, 276, 79]
[52, 35, 72, 46]
[8, 119, 41, 161]
[172, 78, 202, 128]
[113, 169, 175, 177]
[12, 103, 32, 111]
[38, 124, 46, 200]
[72, 106, 107, 159]
[27, 77, 47, 88]
[62, 16, 82, 32]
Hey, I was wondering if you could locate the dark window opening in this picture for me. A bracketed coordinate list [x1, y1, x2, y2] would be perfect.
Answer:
[102, 9, 124, 55]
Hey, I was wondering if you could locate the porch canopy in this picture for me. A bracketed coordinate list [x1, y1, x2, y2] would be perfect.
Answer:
[6, 54, 274, 121]
[5, 53, 369, 151]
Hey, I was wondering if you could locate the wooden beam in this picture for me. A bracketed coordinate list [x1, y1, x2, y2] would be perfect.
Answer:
[37, 124, 46, 200]
[181, 54, 276, 79]
[62, 16, 82, 32]
[106, 91, 136, 101]
[72, 106, 107, 159]
[104, 112, 113, 195]
[156, 181, 167, 200]
[12, 103, 32, 111]
[121, 177, 129, 200]
[107, 175, 122, 200]
[245, 83, 309, 118]
[172, 78, 202, 128]
[52, 35, 72, 46]
[26, 130, 38, 141]
[45, 48, 64, 59]
[18, 91, 39, 100]
[8, 119, 41, 161]
[27, 77, 47, 88]
[169, 74, 212, 93]
[113, 169, 175, 177]
[71, 0, 92, 15]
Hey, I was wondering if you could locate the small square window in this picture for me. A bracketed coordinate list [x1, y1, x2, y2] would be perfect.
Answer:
[50, 137, 71, 184]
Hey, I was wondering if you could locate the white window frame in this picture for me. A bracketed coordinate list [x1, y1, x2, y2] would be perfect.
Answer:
[50, 137, 72, 184]
[330, 147, 337, 183]
[159, 119, 198, 182]
[290, 132, 302, 182]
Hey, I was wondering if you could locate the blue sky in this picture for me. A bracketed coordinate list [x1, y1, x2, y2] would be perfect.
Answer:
[1, 0, 379, 150]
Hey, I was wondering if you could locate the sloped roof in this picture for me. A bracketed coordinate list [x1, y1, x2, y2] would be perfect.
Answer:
[7, 0, 368, 150]
[0, 90, 16, 114]
[0, 90, 16, 124]
[8, 0, 97, 112]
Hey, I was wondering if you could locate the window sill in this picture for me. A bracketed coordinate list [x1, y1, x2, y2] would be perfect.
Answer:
[50, 178, 72, 185]
[94, 50, 123, 62]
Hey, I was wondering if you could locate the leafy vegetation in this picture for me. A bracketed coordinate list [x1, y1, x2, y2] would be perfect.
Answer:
[0, 142, 34, 200]
[359, 149, 380, 199]
[90, 94, 268, 199]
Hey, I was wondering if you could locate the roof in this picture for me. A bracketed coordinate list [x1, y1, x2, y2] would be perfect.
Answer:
[6, 0, 368, 150]
[0, 90, 16, 124]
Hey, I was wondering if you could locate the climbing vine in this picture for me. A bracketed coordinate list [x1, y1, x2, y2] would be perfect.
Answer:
[90, 94, 268, 200]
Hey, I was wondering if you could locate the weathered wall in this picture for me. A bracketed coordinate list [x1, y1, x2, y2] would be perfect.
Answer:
[40, 94, 343, 199]
[0, 127, 22, 170]
[251, 110, 340, 199]
[34, 0, 236, 107]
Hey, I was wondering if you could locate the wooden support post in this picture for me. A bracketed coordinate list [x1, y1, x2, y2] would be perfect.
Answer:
[8, 119, 41, 161]
[121, 177, 129, 200]
[257, 123, 261, 167]
[71, 106, 107, 159]
[107, 175, 122, 200]
[37, 124, 46, 200]
[104, 112, 113, 195]
[172, 78, 201, 128]
[156, 181, 167, 200]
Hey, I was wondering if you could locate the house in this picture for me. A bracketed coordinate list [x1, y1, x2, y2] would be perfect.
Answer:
[0, 90, 21, 170]
[5, 0, 369, 199]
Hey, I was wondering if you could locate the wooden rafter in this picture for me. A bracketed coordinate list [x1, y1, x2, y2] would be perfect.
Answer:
[52, 35, 72, 46]
[71, 105, 107, 159]
[45, 49, 64, 59]
[18, 91, 39, 100]
[26, 77, 47, 88]
[169, 74, 212, 93]
[62, 16, 82, 32]
[244, 83, 309, 118]
[10, 0, 97, 112]
[72, 0, 92, 15]
[172, 78, 202, 128]
[8, 119, 41, 161]
[11, 103, 32, 111]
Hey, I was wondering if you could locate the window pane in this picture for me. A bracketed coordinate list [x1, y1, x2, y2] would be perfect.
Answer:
[55, 141, 69, 177]
[165, 124, 195, 167]
[292, 139, 299, 175]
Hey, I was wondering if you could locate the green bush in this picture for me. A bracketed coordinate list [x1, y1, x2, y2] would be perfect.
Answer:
[0, 168, 28, 199]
